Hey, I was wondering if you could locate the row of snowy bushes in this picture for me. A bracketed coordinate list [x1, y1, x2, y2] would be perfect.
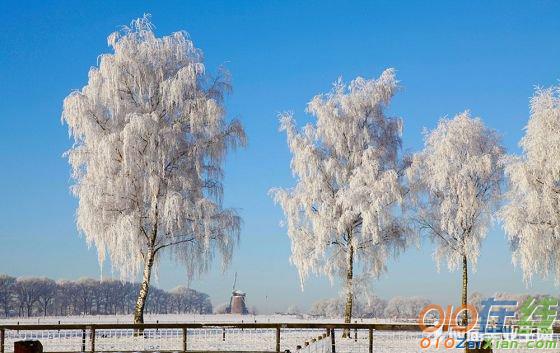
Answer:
[304, 295, 430, 319]
[304, 292, 560, 320]
[0, 274, 211, 318]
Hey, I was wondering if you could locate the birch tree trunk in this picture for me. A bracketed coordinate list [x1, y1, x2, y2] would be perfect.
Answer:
[342, 234, 354, 338]
[134, 248, 155, 324]
[134, 200, 159, 325]
[461, 254, 468, 325]
[461, 254, 468, 353]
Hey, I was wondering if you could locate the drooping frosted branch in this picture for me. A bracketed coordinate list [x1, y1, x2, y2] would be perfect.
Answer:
[500, 86, 560, 283]
[62, 15, 246, 281]
[407, 112, 505, 272]
[271, 69, 409, 290]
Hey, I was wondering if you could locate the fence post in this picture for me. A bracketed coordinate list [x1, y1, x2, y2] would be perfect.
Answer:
[90, 328, 95, 353]
[81, 329, 86, 352]
[222, 328, 226, 341]
[354, 321, 357, 342]
[0, 328, 4, 353]
[182, 328, 187, 353]
[330, 328, 335, 353]
[368, 328, 373, 353]
[275, 327, 281, 353]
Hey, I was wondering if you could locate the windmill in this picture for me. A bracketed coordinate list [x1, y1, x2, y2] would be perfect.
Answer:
[228, 272, 248, 314]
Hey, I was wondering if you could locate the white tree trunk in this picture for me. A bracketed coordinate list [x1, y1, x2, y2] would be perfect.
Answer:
[461, 254, 468, 353]
[134, 248, 155, 324]
[342, 237, 354, 338]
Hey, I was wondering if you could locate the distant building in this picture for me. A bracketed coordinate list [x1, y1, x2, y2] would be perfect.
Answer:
[229, 289, 248, 315]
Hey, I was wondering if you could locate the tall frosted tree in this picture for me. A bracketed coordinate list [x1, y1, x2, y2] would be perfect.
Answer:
[62, 16, 245, 324]
[407, 112, 504, 328]
[271, 69, 409, 330]
[500, 86, 560, 283]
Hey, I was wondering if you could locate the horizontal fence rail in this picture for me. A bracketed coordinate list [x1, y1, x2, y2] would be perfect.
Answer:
[0, 323, 428, 330]
[1, 322, 559, 353]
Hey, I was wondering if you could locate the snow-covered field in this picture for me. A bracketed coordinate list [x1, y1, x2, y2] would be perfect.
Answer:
[1, 314, 558, 353]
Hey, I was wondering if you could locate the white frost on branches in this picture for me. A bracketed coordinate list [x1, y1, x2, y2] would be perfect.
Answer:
[407, 112, 505, 271]
[62, 16, 246, 281]
[271, 69, 408, 289]
[500, 86, 560, 283]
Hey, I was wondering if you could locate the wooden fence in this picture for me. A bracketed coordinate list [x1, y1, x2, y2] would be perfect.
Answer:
[0, 322, 429, 353]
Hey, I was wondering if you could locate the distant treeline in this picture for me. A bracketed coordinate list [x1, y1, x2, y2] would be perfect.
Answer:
[0, 274, 212, 318]
[306, 292, 560, 320]
[306, 295, 431, 319]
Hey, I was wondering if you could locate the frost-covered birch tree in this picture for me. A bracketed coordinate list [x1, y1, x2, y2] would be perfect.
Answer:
[500, 86, 560, 283]
[62, 16, 245, 324]
[271, 69, 409, 330]
[407, 112, 504, 327]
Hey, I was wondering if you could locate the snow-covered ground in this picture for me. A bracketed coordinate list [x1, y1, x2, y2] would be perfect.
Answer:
[1, 314, 558, 353]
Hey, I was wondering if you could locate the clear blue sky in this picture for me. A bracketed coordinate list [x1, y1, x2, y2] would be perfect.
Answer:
[1, 1, 560, 313]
